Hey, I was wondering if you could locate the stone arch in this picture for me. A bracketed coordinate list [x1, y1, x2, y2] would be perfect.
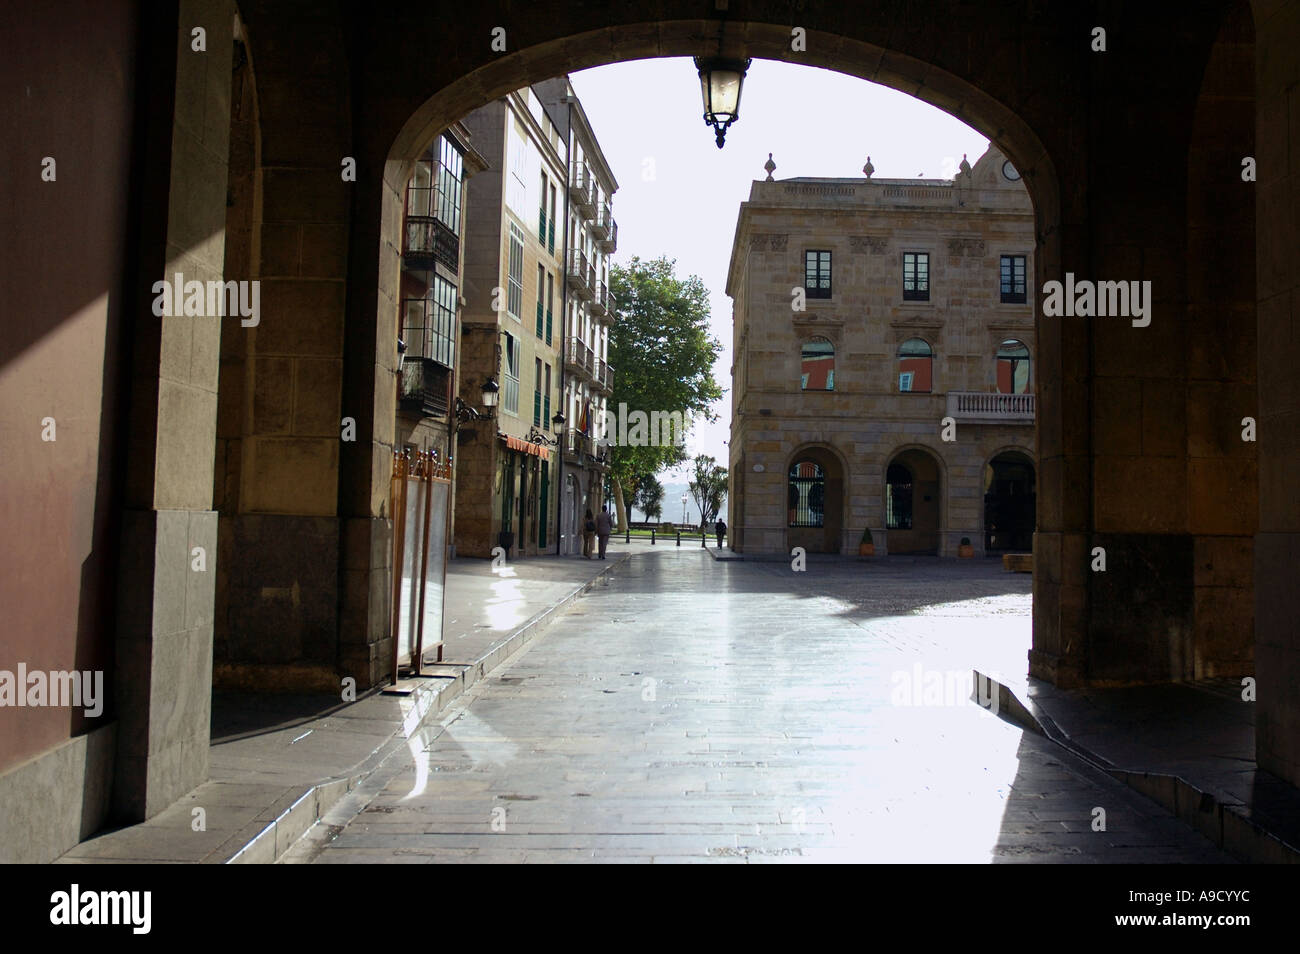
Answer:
[883, 443, 948, 555]
[785, 442, 850, 555]
[982, 447, 1037, 553]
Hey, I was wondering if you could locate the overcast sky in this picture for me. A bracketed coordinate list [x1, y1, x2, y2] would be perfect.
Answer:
[568, 57, 990, 495]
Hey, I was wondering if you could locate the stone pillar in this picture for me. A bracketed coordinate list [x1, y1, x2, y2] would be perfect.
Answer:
[1254, 0, 1300, 788]
[114, 0, 232, 820]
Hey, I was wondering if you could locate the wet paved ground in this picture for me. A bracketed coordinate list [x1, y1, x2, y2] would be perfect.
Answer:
[301, 550, 1230, 863]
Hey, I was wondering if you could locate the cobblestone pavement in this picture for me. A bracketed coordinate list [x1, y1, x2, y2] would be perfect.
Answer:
[303, 550, 1230, 863]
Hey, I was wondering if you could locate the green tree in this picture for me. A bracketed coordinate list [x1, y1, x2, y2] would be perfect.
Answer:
[606, 257, 723, 530]
[688, 454, 729, 528]
[633, 473, 665, 521]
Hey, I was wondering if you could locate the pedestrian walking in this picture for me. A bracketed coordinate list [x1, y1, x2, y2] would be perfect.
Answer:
[582, 509, 596, 558]
[595, 507, 613, 560]
[715, 518, 727, 549]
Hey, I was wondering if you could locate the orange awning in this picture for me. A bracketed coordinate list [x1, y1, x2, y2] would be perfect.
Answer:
[500, 433, 551, 459]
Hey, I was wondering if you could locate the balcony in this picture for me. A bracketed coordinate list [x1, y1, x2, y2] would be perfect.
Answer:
[566, 249, 594, 300]
[569, 166, 595, 217]
[591, 202, 610, 240]
[589, 281, 607, 318]
[402, 215, 459, 274]
[594, 357, 614, 394]
[564, 429, 609, 468]
[565, 336, 595, 380]
[945, 391, 1035, 424]
[592, 204, 616, 252]
[398, 358, 451, 419]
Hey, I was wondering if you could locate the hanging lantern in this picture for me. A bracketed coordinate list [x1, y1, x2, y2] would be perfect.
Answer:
[694, 56, 751, 149]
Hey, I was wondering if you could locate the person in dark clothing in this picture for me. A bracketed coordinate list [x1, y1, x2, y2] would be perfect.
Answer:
[595, 507, 613, 559]
[715, 518, 727, 549]
[582, 509, 596, 558]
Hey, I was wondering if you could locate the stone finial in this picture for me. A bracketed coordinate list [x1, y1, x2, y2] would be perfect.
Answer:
[959, 153, 972, 176]
[863, 155, 874, 178]
[764, 153, 776, 181]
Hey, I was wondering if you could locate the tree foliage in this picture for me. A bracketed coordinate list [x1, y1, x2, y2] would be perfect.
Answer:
[688, 454, 728, 527]
[605, 257, 723, 528]
[632, 473, 665, 521]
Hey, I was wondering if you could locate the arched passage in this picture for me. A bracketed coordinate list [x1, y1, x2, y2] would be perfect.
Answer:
[984, 450, 1036, 553]
[786, 445, 846, 554]
[885, 447, 944, 555]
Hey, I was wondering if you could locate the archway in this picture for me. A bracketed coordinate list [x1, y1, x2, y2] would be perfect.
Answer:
[786, 445, 845, 554]
[886, 448, 943, 554]
[984, 451, 1036, 553]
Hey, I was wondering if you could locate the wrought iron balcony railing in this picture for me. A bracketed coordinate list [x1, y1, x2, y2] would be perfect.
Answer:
[398, 358, 451, 419]
[402, 215, 459, 274]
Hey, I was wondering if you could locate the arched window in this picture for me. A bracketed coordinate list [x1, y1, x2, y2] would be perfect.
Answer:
[801, 338, 835, 391]
[886, 462, 913, 529]
[897, 338, 932, 392]
[787, 460, 825, 527]
[996, 339, 1030, 394]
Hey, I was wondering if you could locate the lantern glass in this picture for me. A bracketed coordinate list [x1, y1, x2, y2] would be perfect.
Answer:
[481, 378, 499, 408]
[702, 68, 744, 123]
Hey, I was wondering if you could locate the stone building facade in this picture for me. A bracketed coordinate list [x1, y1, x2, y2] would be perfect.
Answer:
[396, 124, 487, 552]
[534, 78, 619, 553]
[726, 146, 1037, 557]
[454, 88, 569, 558]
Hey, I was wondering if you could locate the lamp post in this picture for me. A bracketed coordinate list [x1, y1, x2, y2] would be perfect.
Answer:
[681, 493, 689, 526]
[695, 56, 751, 148]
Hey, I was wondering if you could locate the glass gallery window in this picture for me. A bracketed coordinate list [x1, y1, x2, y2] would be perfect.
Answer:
[897, 338, 933, 392]
[800, 337, 835, 390]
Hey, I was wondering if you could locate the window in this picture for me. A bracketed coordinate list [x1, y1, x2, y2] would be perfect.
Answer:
[898, 338, 933, 392]
[536, 264, 546, 338]
[548, 183, 558, 254]
[800, 338, 835, 391]
[403, 137, 465, 271]
[507, 223, 524, 320]
[544, 363, 552, 428]
[539, 171, 549, 242]
[534, 357, 543, 426]
[886, 462, 913, 529]
[400, 274, 456, 369]
[406, 159, 434, 217]
[903, 252, 930, 301]
[1000, 255, 1027, 303]
[997, 339, 1031, 394]
[545, 273, 554, 345]
[434, 135, 464, 235]
[502, 332, 519, 414]
[804, 250, 832, 299]
[787, 460, 825, 527]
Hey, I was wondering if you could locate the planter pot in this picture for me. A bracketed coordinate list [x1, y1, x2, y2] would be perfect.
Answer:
[958, 544, 974, 558]
[859, 543, 875, 557]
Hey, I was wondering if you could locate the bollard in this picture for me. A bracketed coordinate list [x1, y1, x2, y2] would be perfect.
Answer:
[651, 528, 656, 545]
[700, 530, 706, 548]
[676, 531, 681, 547]
[625, 528, 630, 543]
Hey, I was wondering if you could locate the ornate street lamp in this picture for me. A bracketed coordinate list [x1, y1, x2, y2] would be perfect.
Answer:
[695, 56, 751, 149]
[455, 378, 500, 425]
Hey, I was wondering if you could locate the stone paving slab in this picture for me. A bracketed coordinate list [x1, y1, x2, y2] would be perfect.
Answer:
[983, 672, 1300, 862]
[55, 550, 632, 864]
[294, 549, 1231, 864]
